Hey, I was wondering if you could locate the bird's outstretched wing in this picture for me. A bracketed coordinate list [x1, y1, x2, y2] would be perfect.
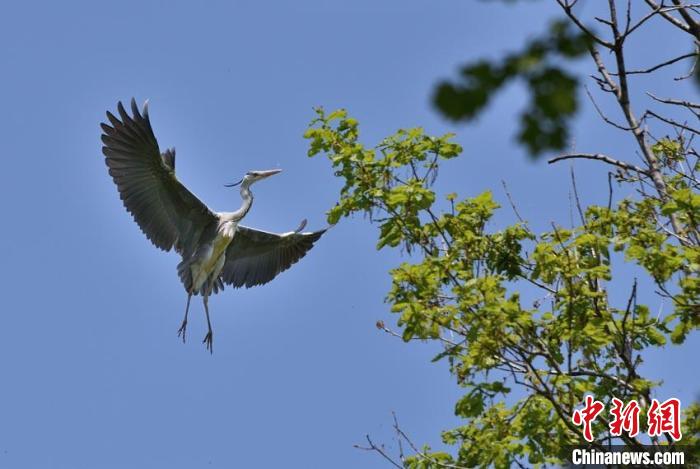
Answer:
[101, 99, 217, 255]
[221, 225, 327, 288]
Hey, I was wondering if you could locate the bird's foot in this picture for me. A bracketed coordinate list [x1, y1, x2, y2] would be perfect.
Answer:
[202, 331, 213, 354]
[177, 319, 188, 343]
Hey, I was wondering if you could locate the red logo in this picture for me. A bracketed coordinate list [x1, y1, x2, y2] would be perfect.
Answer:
[572, 395, 605, 442]
[572, 396, 682, 442]
[648, 398, 682, 441]
[609, 397, 640, 438]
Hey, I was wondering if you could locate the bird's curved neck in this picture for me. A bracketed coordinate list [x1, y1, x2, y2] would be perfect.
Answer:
[231, 181, 253, 222]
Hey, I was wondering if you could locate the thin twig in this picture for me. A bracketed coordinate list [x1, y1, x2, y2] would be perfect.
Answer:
[671, 0, 700, 39]
[675, 44, 700, 80]
[376, 320, 461, 348]
[391, 413, 470, 469]
[647, 92, 700, 109]
[644, 0, 693, 34]
[501, 180, 527, 225]
[548, 153, 650, 175]
[585, 85, 634, 131]
[556, 0, 615, 49]
[619, 52, 697, 75]
[354, 435, 403, 469]
[590, 46, 622, 99]
[645, 109, 700, 135]
[570, 167, 587, 226]
[625, 2, 663, 37]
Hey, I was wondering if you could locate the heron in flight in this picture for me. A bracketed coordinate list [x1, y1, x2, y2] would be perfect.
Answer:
[101, 99, 327, 353]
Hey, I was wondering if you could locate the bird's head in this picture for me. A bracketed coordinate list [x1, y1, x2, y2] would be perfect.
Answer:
[225, 169, 282, 188]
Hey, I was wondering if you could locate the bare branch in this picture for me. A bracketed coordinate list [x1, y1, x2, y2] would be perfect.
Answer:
[625, 2, 663, 36]
[556, 0, 615, 49]
[644, 0, 693, 34]
[595, 16, 614, 27]
[671, 0, 700, 39]
[600, 1, 686, 238]
[357, 414, 473, 469]
[376, 320, 461, 348]
[624, 0, 633, 33]
[629, 3, 700, 36]
[354, 435, 403, 469]
[647, 92, 700, 111]
[548, 153, 650, 175]
[589, 46, 621, 99]
[391, 413, 471, 469]
[570, 166, 586, 226]
[676, 44, 700, 80]
[652, 210, 694, 244]
[585, 85, 634, 130]
[645, 109, 700, 134]
[619, 51, 698, 75]
[501, 180, 527, 225]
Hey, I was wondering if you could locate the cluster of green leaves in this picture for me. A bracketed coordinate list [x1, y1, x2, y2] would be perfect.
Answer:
[647, 138, 700, 342]
[433, 20, 591, 156]
[305, 110, 699, 467]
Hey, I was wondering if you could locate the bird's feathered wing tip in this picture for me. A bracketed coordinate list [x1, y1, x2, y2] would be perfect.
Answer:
[162, 148, 176, 171]
[101, 98, 216, 255]
[221, 225, 328, 289]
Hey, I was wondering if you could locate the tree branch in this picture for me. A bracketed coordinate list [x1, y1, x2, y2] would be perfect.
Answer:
[647, 92, 700, 109]
[671, 0, 700, 39]
[644, 0, 693, 34]
[585, 85, 634, 131]
[620, 51, 698, 75]
[548, 153, 650, 175]
[556, 0, 615, 49]
[645, 109, 700, 135]
[354, 435, 403, 469]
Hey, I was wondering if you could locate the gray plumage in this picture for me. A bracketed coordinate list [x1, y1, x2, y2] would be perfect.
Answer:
[101, 98, 327, 352]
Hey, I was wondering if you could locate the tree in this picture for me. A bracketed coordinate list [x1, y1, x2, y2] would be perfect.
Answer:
[306, 1, 699, 467]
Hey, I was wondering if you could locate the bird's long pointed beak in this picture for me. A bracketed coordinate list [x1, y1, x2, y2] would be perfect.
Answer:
[259, 169, 282, 178]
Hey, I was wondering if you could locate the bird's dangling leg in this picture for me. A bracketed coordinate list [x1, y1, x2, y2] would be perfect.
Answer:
[202, 294, 214, 354]
[177, 293, 193, 343]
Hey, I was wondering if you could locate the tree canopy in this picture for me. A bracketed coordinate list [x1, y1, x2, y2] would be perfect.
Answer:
[306, 1, 699, 466]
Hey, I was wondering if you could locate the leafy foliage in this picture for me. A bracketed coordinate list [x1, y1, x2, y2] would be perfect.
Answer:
[433, 20, 590, 155]
[305, 109, 699, 467]
[305, 1, 700, 465]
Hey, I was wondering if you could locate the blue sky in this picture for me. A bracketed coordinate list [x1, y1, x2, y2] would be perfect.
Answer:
[0, 1, 697, 467]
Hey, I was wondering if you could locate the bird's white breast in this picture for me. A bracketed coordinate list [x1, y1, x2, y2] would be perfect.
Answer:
[190, 220, 238, 292]
[211, 220, 238, 263]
